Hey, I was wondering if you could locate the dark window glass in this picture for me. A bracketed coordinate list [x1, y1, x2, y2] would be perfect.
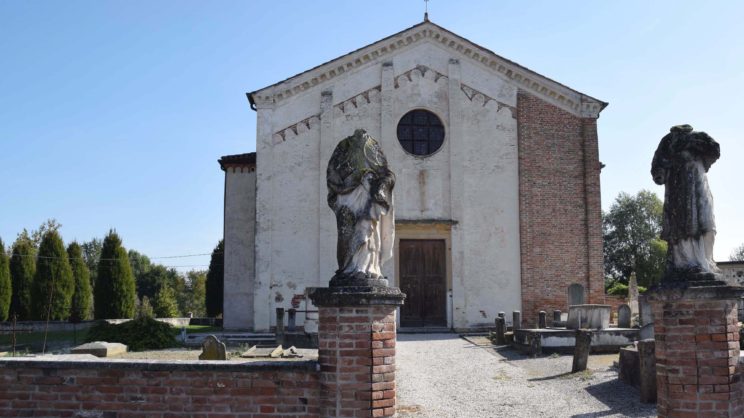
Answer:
[396, 109, 445, 156]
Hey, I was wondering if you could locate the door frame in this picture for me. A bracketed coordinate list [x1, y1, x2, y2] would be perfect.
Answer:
[393, 222, 453, 329]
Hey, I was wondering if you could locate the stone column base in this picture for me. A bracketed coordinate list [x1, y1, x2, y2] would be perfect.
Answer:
[647, 284, 744, 417]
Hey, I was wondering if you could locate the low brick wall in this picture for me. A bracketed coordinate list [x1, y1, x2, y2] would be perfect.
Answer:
[0, 357, 320, 417]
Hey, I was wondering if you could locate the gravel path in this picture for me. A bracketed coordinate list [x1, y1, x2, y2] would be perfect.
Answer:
[395, 333, 656, 418]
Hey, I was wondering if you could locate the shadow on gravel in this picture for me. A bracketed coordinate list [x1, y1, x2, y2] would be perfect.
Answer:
[570, 379, 653, 418]
[397, 333, 460, 342]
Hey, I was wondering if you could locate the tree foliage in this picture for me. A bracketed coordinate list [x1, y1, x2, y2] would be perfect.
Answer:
[81, 238, 102, 290]
[86, 316, 176, 351]
[185, 270, 206, 317]
[731, 244, 744, 262]
[30, 219, 62, 248]
[603, 190, 665, 288]
[32, 230, 74, 320]
[68, 242, 93, 321]
[9, 234, 36, 320]
[205, 240, 224, 317]
[0, 239, 12, 321]
[153, 283, 179, 318]
[95, 230, 136, 319]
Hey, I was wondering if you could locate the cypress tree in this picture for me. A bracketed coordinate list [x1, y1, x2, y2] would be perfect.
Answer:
[95, 230, 136, 319]
[205, 240, 224, 317]
[9, 236, 35, 320]
[0, 239, 11, 321]
[32, 231, 74, 320]
[68, 242, 92, 321]
[153, 283, 179, 318]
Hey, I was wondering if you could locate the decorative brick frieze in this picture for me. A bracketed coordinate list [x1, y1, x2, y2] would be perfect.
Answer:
[394, 65, 447, 88]
[249, 22, 606, 118]
[460, 83, 516, 117]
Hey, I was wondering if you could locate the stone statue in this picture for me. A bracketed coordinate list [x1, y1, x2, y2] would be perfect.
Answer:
[327, 129, 395, 287]
[651, 124, 720, 281]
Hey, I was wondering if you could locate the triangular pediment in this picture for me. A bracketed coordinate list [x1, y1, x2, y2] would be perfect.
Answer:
[248, 20, 607, 118]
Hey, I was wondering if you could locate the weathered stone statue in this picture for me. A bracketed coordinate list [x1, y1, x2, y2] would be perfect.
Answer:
[651, 124, 720, 281]
[327, 129, 395, 287]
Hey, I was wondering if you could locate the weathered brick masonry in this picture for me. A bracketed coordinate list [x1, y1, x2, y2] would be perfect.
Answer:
[650, 287, 744, 418]
[0, 360, 320, 417]
[517, 90, 605, 326]
[318, 306, 398, 418]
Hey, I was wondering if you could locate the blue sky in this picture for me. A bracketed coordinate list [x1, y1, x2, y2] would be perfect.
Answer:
[1, 1, 742, 269]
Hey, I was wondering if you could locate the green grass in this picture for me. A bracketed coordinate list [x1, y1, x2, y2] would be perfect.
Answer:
[179, 325, 222, 334]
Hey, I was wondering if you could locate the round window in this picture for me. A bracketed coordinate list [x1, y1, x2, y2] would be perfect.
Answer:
[396, 109, 445, 156]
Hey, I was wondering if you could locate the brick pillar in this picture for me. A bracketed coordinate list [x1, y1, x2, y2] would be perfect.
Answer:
[648, 285, 744, 417]
[310, 288, 405, 418]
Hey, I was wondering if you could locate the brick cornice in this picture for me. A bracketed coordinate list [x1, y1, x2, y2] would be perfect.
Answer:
[249, 21, 607, 118]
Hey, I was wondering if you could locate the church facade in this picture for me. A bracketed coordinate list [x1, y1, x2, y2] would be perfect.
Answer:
[219, 20, 607, 331]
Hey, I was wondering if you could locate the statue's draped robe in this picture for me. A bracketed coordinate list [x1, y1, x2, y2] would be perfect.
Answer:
[327, 130, 395, 279]
[651, 125, 720, 274]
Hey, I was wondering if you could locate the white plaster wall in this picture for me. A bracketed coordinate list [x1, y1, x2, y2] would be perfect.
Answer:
[248, 39, 522, 330]
[456, 78, 521, 328]
[223, 168, 256, 329]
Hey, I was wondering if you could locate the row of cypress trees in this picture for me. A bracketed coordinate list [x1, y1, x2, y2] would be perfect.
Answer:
[0, 229, 136, 322]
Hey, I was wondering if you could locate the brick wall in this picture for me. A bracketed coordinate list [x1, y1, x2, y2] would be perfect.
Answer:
[517, 90, 605, 326]
[0, 359, 320, 417]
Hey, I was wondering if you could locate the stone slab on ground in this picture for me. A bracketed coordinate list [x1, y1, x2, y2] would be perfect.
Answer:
[70, 342, 127, 358]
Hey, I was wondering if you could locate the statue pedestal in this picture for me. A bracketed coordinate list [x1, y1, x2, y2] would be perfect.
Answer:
[647, 282, 744, 417]
[308, 285, 405, 418]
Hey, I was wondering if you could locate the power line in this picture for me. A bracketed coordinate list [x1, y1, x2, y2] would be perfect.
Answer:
[8, 251, 222, 261]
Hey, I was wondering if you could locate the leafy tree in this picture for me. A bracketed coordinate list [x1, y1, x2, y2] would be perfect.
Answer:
[153, 283, 179, 318]
[603, 190, 665, 288]
[185, 270, 207, 317]
[32, 230, 74, 320]
[731, 244, 744, 262]
[9, 234, 36, 320]
[0, 239, 11, 321]
[205, 240, 224, 317]
[67, 242, 92, 321]
[95, 230, 136, 319]
[30, 219, 62, 248]
[128, 249, 152, 292]
[137, 296, 154, 319]
[81, 238, 102, 289]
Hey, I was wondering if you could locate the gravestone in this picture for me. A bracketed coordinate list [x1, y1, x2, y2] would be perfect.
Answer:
[512, 311, 521, 330]
[70, 341, 127, 358]
[618, 304, 632, 328]
[552, 310, 562, 327]
[571, 330, 592, 372]
[566, 305, 610, 330]
[198, 335, 227, 360]
[538, 311, 547, 329]
[494, 317, 506, 345]
[628, 273, 640, 316]
[568, 283, 585, 306]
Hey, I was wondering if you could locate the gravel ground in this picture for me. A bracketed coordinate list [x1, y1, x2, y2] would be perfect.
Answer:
[395, 333, 656, 418]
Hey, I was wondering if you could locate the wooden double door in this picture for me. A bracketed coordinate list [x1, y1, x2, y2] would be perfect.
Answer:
[399, 239, 447, 327]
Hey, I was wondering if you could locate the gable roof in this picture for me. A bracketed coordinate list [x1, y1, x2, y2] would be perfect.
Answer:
[248, 20, 607, 118]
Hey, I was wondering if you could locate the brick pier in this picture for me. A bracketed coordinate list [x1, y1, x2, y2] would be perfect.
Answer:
[310, 286, 405, 418]
[648, 285, 744, 417]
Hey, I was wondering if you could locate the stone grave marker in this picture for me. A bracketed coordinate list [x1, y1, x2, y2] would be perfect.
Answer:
[198, 335, 227, 360]
[618, 304, 632, 328]
[70, 341, 127, 358]
[568, 283, 585, 306]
